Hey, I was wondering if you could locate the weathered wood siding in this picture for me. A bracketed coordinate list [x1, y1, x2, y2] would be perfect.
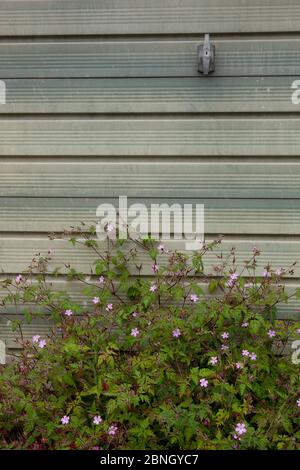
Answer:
[0, 0, 299, 355]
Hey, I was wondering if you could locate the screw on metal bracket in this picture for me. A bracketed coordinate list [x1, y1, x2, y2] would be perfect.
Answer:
[198, 34, 215, 75]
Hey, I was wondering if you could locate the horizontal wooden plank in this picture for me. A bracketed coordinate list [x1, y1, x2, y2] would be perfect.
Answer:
[1, 39, 300, 78]
[0, 1, 299, 36]
[0, 158, 299, 199]
[0, 198, 299, 235]
[1, 77, 299, 114]
[2, 119, 300, 156]
[0, 237, 299, 278]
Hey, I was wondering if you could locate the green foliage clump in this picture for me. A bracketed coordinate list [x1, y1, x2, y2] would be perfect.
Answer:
[0, 227, 299, 450]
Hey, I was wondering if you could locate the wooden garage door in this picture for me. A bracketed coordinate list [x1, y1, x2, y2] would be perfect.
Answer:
[0, 0, 299, 355]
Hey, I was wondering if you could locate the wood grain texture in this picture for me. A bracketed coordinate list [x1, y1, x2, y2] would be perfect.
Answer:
[0, 159, 299, 199]
[1, 119, 300, 156]
[0, 1, 299, 36]
[1, 39, 300, 78]
[1, 77, 299, 114]
[0, 237, 299, 278]
[0, 198, 299, 235]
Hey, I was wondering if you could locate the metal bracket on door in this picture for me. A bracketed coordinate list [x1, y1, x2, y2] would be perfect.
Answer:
[198, 34, 215, 75]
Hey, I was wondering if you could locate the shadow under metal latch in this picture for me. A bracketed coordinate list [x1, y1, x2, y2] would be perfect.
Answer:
[198, 34, 215, 75]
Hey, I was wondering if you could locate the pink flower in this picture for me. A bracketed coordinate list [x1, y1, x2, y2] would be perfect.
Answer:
[93, 415, 102, 425]
[152, 264, 159, 273]
[221, 344, 229, 351]
[38, 339, 47, 349]
[199, 378, 208, 388]
[131, 328, 140, 337]
[150, 284, 157, 292]
[60, 415, 69, 425]
[99, 276, 105, 284]
[250, 352, 257, 361]
[106, 303, 113, 312]
[221, 332, 229, 340]
[15, 274, 22, 284]
[233, 434, 241, 441]
[268, 329, 276, 338]
[235, 422, 247, 436]
[190, 294, 199, 303]
[242, 349, 249, 357]
[244, 283, 254, 289]
[263, 270, 271, 278]
[209, 356, 218, 365]
[252, 246, 259, 254]
[297, 398, 300, 408]
[92, 297, 100, 305]
[64, 309, 73, 317]
[172, 328, 181, 338]
[241, 322, 249, 328]
[226, 279, 235, 288]
[132, 311, 138, 318]
[297, 329, 300, 334]
[32, 335, 41, 343]
[157, 244, 165, 253]
[236, 362, 243, 370]
[230, 272, 238, 281]
[106, 223, 114, 233]
[275, 268, 283, 276]
[108, 425, 118, 436]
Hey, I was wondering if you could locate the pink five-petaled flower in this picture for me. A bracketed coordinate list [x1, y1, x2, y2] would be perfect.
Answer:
[297, 398, 300, 408]
[221, 344, 229, 351]
[236, 362, 243, 370]
[263, 270, 271, 278]
[235, 422, 247, 436]
[106, 303, 113, 312]
[230, 272, 238, 281]
[92, 297, 100, 305]
[250, 352, 257, 361]
[150, 284, 157, 293]
[32, 335, 41, 343]
[241, 322, 249, 328]
[242, 349, 250, 357]
[60, 415, 69, 425]
[172, 328, 181, 338]
[199, 378, 209, 388]
[275, 268, 283, 276]
[297, 329, 300, 334]
[131, 328, 140, 337]
[190, 294, 199, 303]
[38, 339, 47, 349]
[132, 311, 138, 318]
[221, 332, 229, 340]
[64, 309, 73, 317]
[106, 223, 114, 233]
[15, 274, 22, 284]
[93, 415, 102, 425]
[108, 425, 118, 436]
[268, 329, 276, 338]
[99, 276, 105, 284]
[157, 244, 165, 253]
[209, 356, 218, 366]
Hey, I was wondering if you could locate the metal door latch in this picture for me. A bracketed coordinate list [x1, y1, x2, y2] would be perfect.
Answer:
[198, 34, 215, 75]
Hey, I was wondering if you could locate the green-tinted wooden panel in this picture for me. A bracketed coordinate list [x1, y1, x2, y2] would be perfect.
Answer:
[0, 1, 299, 36]
[0, 237, 299, 278]
[1, 77, 299, 114]
[0, 198, 299, 235]
[0, 158, 299, 199]
[1, 119, 300, 156]
[1, 39, 300, 78]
